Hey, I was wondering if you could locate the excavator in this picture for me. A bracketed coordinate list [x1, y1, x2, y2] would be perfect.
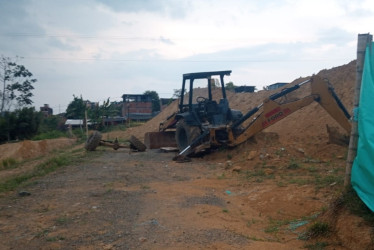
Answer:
[144, 70, 351, 158]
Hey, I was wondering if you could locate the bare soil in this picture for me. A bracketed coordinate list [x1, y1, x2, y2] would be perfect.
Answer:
[0, 145, 341, 249]
[0, 60, 373, 249]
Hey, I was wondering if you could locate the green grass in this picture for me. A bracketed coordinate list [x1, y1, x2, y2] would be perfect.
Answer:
[305, 221, 330, 238]
[1, 157, 17, 170]
[0, 148, 96, 193]
[340, 186, 374, 226]
[32, 130, 67, 140]
[304, 241, 329, 250]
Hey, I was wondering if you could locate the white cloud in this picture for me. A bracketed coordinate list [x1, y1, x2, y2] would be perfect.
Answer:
[1, 0, 373, 112]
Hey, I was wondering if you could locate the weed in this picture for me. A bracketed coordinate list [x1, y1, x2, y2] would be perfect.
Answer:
[217, 173, 226, 179]
[222, 209, 229, 213]
[340, 186, 374, 226]
[304, 241, 329, 250]
[55, 216, 69, 225]
[306, 221, 330, 238]
[0, 149, 92, 193]
[35, 229, 49, 238]
[276, 181, 287, 187]
[32, 130, 67, 140]
[247, 218, 257, 227]
[1, 158, 17, 170]
[288, 159, 300, 169]
[264, 225, 279, 233]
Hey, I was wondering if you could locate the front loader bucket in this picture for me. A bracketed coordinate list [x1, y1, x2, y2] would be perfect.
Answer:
[144, 131, 177, 149]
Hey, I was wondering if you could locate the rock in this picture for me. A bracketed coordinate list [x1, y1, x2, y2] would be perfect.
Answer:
[139, 237, 147, 242]
[18, 191, 31, 197]
[225, 161, 233, 169]
[297, 148, 305, 154]
[247, 150, 258, 160]
[232, 166, 241, 172]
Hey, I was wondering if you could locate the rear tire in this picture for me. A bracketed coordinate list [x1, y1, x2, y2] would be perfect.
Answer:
[85, 131, 102, 151]
[175, 119, 201, 151]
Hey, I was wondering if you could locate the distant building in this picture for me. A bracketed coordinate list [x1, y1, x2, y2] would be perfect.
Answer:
[122, 94, 154, 121]
[84, 101, 99, 109]
[267, 82, 288, 90]
[234, 86, 256, 93]
[40, 104, 53, 117]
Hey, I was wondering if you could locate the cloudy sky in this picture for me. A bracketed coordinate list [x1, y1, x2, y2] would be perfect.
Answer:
[1, 0, 373, 113]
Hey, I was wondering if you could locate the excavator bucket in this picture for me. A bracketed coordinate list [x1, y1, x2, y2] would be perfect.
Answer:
[144, 131, 177, 149]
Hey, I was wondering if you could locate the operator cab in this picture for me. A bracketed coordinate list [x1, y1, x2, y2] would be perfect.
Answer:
[177, 70, 243, 127]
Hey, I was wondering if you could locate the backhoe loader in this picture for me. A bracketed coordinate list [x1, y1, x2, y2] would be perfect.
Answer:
[144, 70, 351, 157]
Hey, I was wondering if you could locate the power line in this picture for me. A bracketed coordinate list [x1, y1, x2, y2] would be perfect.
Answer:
[20, 56, 350, 63]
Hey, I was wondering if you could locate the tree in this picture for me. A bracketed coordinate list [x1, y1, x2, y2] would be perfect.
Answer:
[172, 89, 182, 98]
[0, 56, 37, 114]
[143, 90, 160, 112]
[225, 81, 236, 92]
[65, 95, 86, 119]
[88, 98, 118, 130]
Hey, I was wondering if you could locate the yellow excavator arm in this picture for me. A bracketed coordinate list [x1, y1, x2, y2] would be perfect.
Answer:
[226, 75, 351, 146]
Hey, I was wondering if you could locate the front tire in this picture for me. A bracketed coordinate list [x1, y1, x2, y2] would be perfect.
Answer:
[85, 131, 102, 151]
[175, 119, 201, 151]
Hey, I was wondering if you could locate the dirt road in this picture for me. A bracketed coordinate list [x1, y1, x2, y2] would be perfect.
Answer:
[0, 146, 351, 249]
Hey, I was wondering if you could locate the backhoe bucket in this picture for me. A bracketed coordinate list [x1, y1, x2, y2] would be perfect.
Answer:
[144, 131, 177, 149]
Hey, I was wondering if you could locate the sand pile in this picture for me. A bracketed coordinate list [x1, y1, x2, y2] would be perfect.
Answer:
[0, 138, 76, 162]
[115, 60, 355, 154]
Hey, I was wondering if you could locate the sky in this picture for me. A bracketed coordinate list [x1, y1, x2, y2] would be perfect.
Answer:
[1, 0, 373, 114]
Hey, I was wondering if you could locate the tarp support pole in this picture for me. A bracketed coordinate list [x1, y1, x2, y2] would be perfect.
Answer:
[345, 33, 373, 186]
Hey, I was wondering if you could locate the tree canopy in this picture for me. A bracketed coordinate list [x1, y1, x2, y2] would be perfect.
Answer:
[0, 56, 37, 114]
[143, 90, 160, 112]
[65, 95, 86, 119]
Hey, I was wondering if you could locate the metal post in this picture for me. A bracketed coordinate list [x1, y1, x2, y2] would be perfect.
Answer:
[344, 33, 373, 186]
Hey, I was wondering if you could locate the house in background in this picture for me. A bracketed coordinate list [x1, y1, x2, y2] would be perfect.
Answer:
[234, 86, 256, 93]
[266, 82, 288, 90]
[122, 94, 154, 121]
[40, 104, 53, 117]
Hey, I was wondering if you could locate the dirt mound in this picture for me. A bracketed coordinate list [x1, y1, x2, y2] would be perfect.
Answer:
[0, 138, 76, 162]
[112, 60, 355, 149]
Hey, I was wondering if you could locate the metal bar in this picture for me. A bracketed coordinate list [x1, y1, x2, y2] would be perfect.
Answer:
[231, 79, 310, 129]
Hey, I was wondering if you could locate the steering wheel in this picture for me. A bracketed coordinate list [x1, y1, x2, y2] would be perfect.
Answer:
[196, 96, 207, 103]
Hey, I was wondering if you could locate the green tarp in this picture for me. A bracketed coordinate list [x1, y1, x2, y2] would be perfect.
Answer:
[352, 42, 374, 212]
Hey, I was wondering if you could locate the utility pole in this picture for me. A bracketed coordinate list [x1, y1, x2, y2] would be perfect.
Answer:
[345, 33, 373, 186]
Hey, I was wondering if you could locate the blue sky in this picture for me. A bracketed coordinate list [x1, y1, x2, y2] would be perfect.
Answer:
[1, 0, 373, 113]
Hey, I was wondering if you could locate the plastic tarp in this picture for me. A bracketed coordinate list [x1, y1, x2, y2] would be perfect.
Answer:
[352, 42, 374, 212]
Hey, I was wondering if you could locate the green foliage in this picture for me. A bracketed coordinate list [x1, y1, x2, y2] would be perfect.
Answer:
[341, 186, 374, 225]
[306, 222, 330, 238]
[32, 130, 67, 140]
[88, 98, 119, 130]
[65, 95, 85, 119]
[38, 115, 65, 134]
[304, 242, 329, 250]
[143, 90, 160, 112]
[225, 81, 236, 91]
[0, 107, 42, 142]
[0, 55, 37, 113]
[1, 157, 17, 170]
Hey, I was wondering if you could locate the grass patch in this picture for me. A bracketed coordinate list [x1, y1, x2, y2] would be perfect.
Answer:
[306, 221, 330, 238]
[287, 159, 300, 170]
[304, 241, 329, 250]
[1, 157, 17, 170]
[264, 217, 292, 234]
[340, 186, 374, 226]
[0, 148, 95, 193]
[32, 130, 67, 140]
